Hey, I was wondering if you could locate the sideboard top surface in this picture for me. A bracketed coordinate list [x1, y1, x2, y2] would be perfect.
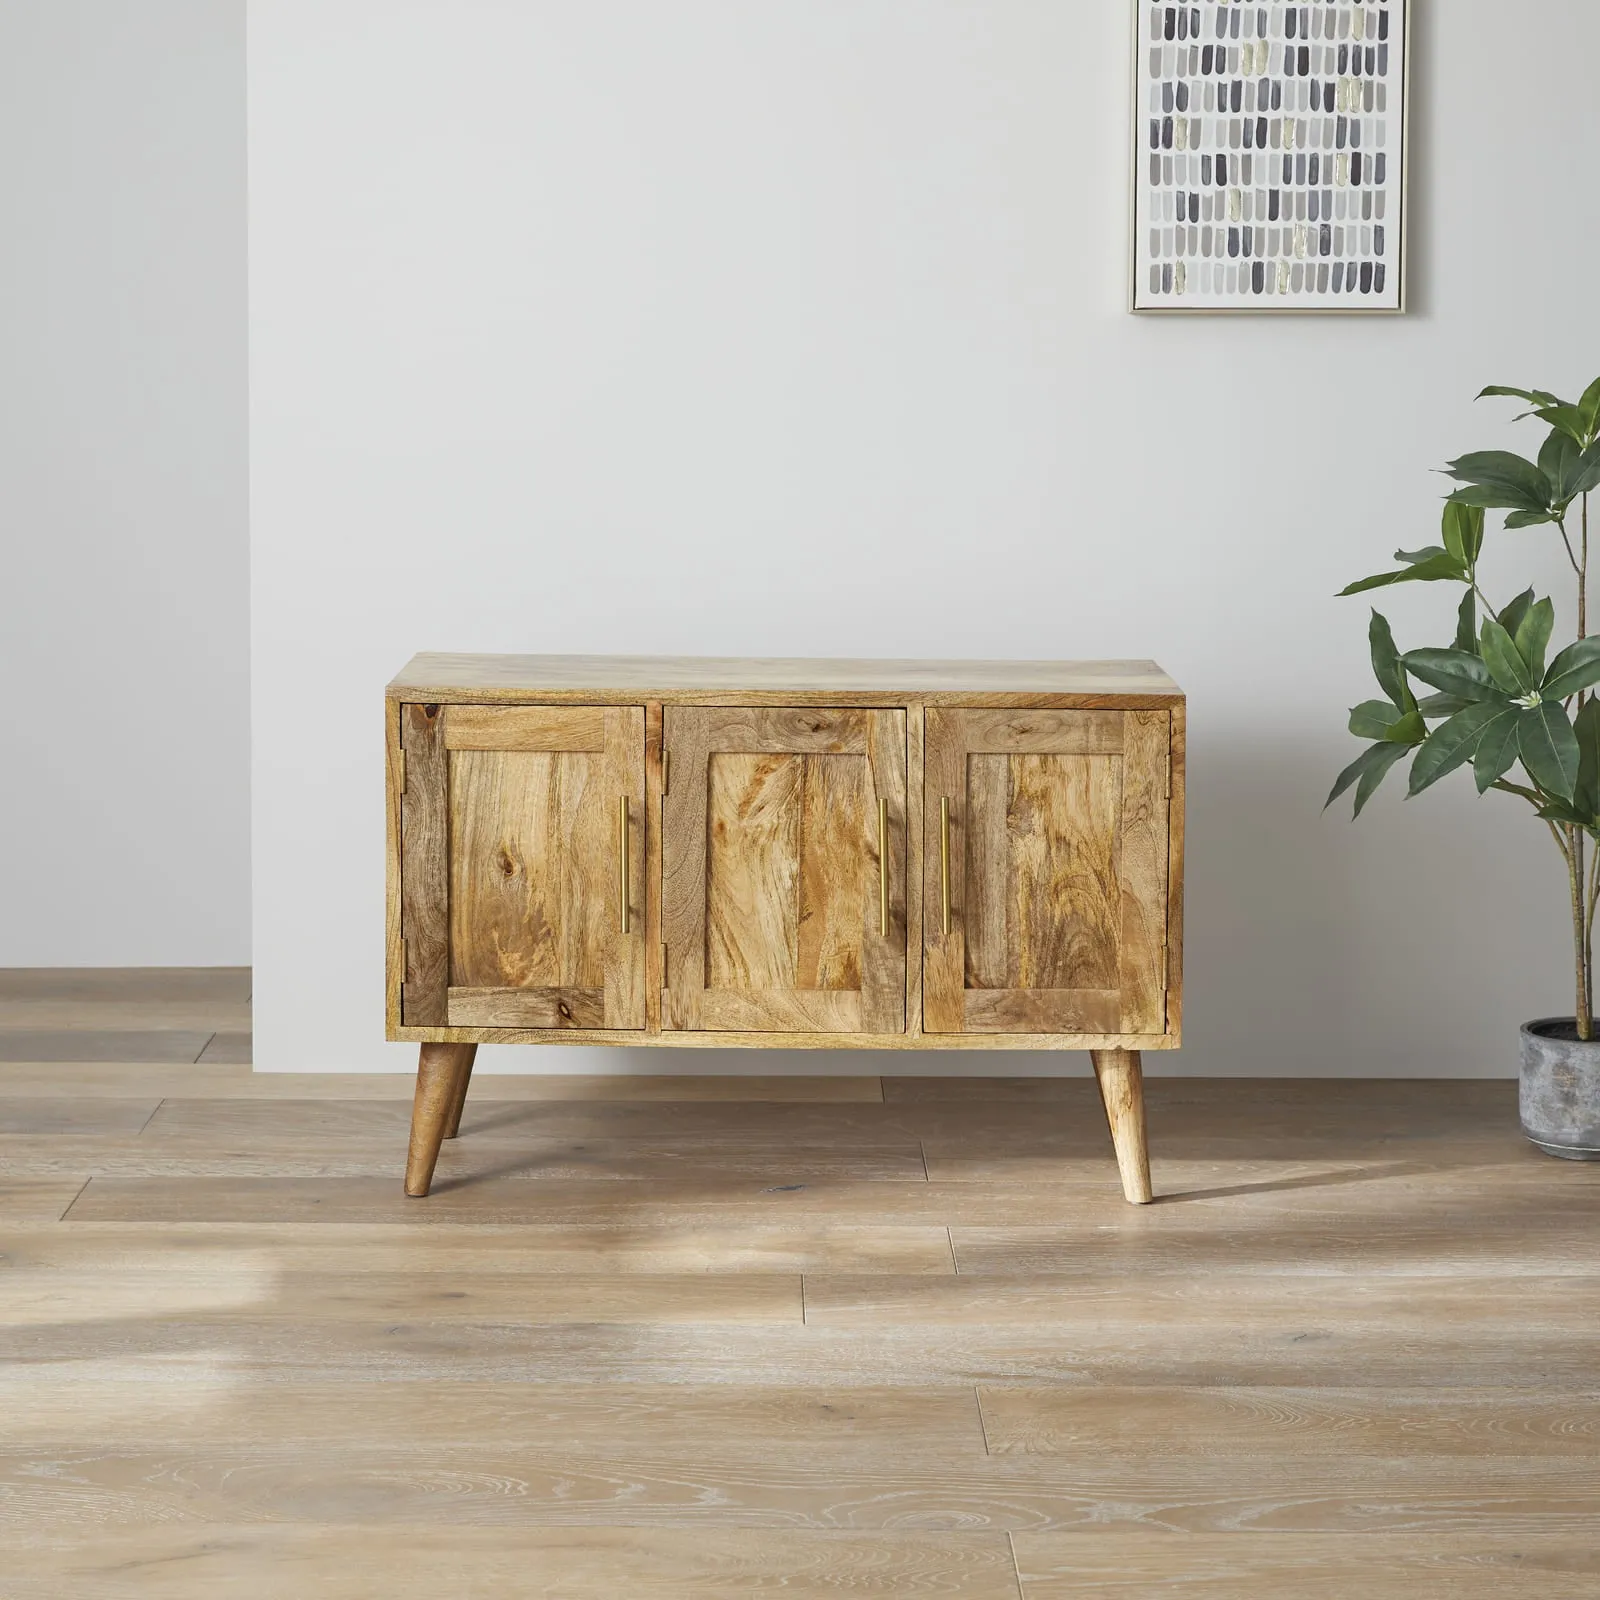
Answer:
[389, 654, 1184, 705]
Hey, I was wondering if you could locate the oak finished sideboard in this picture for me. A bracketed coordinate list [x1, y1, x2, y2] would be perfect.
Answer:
[387, 655, 1185, 1204]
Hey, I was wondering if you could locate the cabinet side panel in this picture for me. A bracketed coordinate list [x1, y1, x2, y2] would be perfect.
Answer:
[1165, 701, 1186, 1040]
[400, 703, 450, 1025]
[1118, 710, 1172, 1034]
[385, 700, 404, 1032]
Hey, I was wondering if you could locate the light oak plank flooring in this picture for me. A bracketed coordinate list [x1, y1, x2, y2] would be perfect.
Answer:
[0, 969, 1597, 1599]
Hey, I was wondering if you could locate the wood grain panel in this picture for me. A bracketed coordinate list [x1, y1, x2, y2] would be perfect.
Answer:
[603, 706, 647, 1028]
[443, 704, 606, 751]
[979, 1385, 1600, 1457]
[446, 988, 605, 1029]
[666, 709, 905, 1036]
[443, 705, 643, 1030]
[962, 990, 1122, 1034]
[963, 754, 1009, 990]
[389, 650, 1183, 699]
[697, 989, 864, 1033]
[399, 702, 449, 1025]
[860, 710, 908, 1033]
[0, 1527, 1023, 1600]
[1010, 1532, 1598, 1600]
[796, 756, 864, 991]
[1166, 698, 1186, 1041]
[661, 706, 713, 1030]
[448, 749, 566, 989]
[706, 753, 802, 991]
[1118, 709, 1171, 1033]
[1008, 754, 1120, 991]
[952, 708, 1126, 754]
[922, 709, 968, 1033]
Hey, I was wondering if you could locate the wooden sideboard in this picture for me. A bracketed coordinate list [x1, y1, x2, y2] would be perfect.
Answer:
[387, 655, 1185, 1204]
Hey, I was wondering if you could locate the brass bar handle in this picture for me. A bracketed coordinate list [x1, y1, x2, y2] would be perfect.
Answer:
[618, 796, 631, 934]
[939, 796, 951, 937]
[878, 797, 890, 937]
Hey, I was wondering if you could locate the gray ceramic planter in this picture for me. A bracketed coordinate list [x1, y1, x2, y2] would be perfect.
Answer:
[1520, 1019, 1600, 1160]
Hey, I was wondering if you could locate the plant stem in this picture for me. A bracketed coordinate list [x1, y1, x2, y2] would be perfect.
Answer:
[1556, 515, 1582, 578]
[1568, 825, 1592, 1039]
[1580, 825, 1593, 1024]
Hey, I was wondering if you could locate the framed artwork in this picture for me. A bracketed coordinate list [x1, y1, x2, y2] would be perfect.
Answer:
[1132, 1, 1410, 313]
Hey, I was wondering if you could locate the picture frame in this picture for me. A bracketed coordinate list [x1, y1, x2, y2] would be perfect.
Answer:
[1131, 0, 1411, 314]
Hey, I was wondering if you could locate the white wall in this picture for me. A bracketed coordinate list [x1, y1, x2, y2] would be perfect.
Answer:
[250, 0, 1595, 1075]
[1, 1, 249, 966]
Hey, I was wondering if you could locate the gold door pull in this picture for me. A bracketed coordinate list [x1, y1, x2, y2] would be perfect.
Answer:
[877, 797, 890, 937]
[618, 796, 631, 933]
[939, 796, 952, 936]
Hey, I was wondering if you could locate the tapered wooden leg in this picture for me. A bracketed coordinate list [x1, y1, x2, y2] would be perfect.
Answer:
[442, 1045, 477, 1140]
[405, 1043, 475, 1197]
[1090, 1048, 1154, 1205]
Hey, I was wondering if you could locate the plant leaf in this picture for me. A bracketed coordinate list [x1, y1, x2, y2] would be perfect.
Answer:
[1574, 698, 1600, 818]
[1403, 647, 1499, 703]
[1543, 636, 1600, 700]
[1453, 589, 1477, 654]
[1396, 545, 1448, 565]
[1519, 702, 1582, 801]
[1473, 709, 1522, 793]
[1446, 484, 1552, 516]
[1536, 407, 1591, 450]
[1580, 376, 1600, 435]
[1442, 450, 1555, 508]
[1513, 597, 1555, 680]
[1479, 617, 1536, 695]
[1409, 702, 1512, 797]
[1441, 502, 1484, 567]
[1418, 692, 1473, 720]
[1497, 588, 1536, 639]
[1338, 553, 1468, 595]
[1349, 700, 1401, 739]
[1369, 611, 1413, 712]
[1574, 442, 1600, 497]
[1502, 508, 1558, 529]
[1383, 709, 1427, 745]
[1479, 385, 1567, 409]
[1327, 741, 1410, 817]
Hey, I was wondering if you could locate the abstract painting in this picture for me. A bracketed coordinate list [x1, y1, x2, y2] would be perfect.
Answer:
[1133, 1, 1408, 312]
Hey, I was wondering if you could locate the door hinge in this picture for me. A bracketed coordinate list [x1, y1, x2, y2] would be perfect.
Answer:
[661, 749, 670, 796]
[397, 749, 407, 793]
[660, 943, 669, 986]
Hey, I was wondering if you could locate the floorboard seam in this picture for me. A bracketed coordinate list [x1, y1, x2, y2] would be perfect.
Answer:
[1006, 1529, 1025, 1599]
[55, 1175, 93, 1221]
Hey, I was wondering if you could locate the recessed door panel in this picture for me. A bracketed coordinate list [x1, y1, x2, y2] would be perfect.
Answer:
[663, 708, 906, 1034]
[924, 708, 1170, 1035]
[400, 703, 645, 1030]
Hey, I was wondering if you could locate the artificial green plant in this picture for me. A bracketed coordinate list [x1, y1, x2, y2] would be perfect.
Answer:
[1330, 378, 1600, 1039]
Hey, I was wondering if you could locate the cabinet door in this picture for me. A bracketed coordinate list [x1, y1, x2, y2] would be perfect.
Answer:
[400, 704, 646, 1030]
[923, 709, 1170, 1035]
[662, 708, 906, 1033]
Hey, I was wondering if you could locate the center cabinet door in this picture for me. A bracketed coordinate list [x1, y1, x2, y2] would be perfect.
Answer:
[661, 708, 907, 1034]
[400, 703, 646, 1031]
[923, 708, 1171, 1036]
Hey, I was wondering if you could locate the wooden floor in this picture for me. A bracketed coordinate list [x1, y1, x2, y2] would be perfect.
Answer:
[1, 971, 1598, 1598]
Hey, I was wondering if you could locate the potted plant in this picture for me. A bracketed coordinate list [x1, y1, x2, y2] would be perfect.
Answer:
[1329, 376, 1600, 1160]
